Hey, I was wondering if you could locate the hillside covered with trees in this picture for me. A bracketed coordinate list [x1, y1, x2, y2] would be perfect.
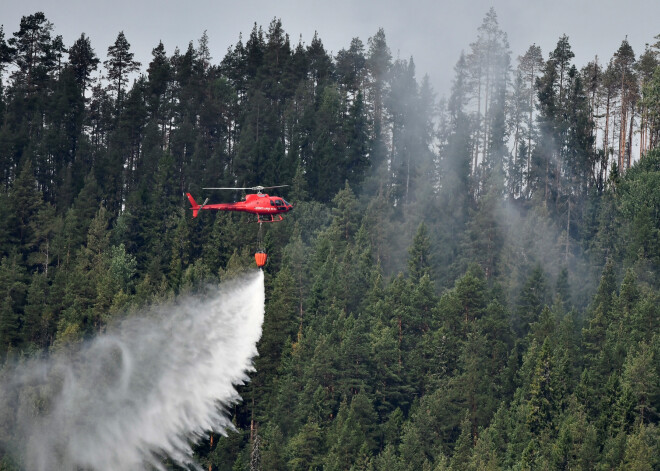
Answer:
[0, 8, 659, 470]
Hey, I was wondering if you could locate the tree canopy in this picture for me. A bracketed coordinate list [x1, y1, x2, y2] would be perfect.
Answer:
[0, 10, 660, 470]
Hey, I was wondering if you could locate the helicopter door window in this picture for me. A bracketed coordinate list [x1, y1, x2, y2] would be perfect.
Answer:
[270, 200, 275, 206]
[274, 200, 283, 206]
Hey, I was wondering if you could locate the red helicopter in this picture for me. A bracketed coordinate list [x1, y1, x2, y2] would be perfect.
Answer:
[186, 185, 293, 223]
[187, 186, 292, 269]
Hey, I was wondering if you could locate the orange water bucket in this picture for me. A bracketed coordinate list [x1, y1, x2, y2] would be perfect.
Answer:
[255, 251, 268, 268]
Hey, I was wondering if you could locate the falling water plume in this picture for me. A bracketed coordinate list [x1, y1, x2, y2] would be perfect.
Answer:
[0, 270, 265, 470]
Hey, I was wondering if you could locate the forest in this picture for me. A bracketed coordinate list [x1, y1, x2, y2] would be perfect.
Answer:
[0, 7, 659, 470]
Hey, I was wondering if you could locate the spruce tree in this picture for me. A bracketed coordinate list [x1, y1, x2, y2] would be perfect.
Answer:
[408, 222, 432, 283]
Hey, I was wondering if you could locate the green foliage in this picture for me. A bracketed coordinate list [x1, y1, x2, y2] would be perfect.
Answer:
[1, 11, 660, 471]
[103, 31, 141, 103]
[408, 222, 432, 282]
[287, 420, 324, 471]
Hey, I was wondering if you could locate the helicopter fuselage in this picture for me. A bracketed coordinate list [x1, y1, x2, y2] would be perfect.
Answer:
[186, 192, 293, 221]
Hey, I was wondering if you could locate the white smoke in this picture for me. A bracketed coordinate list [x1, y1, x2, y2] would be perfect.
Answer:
[0, 270, 265, 470]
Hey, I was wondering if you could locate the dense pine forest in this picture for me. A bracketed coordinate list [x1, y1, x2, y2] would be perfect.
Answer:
[0, 8, 659, 470]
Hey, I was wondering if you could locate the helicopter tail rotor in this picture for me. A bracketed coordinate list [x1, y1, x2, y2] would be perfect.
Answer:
[186, 193, 200, 217]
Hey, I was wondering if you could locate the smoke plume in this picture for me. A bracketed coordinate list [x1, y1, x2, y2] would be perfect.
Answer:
[0, 270, 265, 470]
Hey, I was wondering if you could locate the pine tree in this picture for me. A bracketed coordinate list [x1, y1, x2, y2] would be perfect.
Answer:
[336, 37, 367, 95]
[7, 12, 56, 87]
[466, 8, 510, 180]
[508, 71, 529, 198]
[146, 41, 171, 120]
[517, 44, 544, 191]
[612, 39, 637, 170]
[104, 31, 141, 104]
[0, 26, 13, 77]
[68, 33, 100, 96]
[366, 28, 391, 170]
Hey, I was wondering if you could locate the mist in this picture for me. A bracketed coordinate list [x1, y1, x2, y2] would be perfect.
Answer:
[0, 270, 265, 471]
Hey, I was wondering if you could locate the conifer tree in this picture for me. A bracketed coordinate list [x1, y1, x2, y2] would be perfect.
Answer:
[0, 253, 28, 352]
[366, 28, 391, 169]
[515, 265, 548, 337]
[467, 8, 510, 179]
[517, 44, 544, 187]
[336, 37, 367, 95]
[8, 12, 56, 87]
[408, 222, 432, 282]
[287, 420, 323, 471]
[613, 38, 637, 170]
[619, 342, 659, 425]
[68, 33, 100, 96]
[0, 26, 13, 76]
[104, 31, 141, 104]
[10, 158, 44, 257]
[22, 271, 51, 347]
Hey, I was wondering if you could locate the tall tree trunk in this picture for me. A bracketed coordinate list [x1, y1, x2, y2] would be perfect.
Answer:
[482, 64, 490, 165]
[627, 100, 634, 168]
[527, 63, 536, 189]
[545, 157, 549, 207]
[619, 69, 628, 170]
[603, 94, 611, 177]
[565, 198, 571, 263]
[619, 104, 627, 170]
[474, 71, 482, 175]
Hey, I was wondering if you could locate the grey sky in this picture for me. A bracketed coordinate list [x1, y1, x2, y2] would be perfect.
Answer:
[2, 0, 659, 97]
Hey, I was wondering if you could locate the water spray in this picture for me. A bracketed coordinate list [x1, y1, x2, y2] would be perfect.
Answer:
[0, 270, 265, 471]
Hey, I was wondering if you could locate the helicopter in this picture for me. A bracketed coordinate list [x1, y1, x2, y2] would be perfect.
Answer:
[186, 185, 293, 223]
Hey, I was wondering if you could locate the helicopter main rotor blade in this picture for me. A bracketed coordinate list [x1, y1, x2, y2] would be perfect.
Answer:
[203, 187, 253, 190]
[203, 185, 289, 191]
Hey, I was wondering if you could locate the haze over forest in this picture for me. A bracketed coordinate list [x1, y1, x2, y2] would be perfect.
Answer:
[0, 7, 659, 470]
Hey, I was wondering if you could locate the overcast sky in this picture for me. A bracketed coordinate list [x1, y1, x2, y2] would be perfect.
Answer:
[2, 0, 659, 97]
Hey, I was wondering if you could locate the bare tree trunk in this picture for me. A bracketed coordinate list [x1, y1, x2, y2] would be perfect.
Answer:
[474, 71, 482, 175]
[527, 64, 536, 189]
[627, 101, 635, 168]
[483, 64, 490, 164]
[603, 94, 611, 175]
[545, 157, 549, 207]
[250, 430, 261, 471]
[612, 104, 619, 172]
[619, 66, 628, 171]
[565, 199, 571, 263]
[619, 103, 627, 170]
[208, 434, 214, 471]
[398, 316, 402, 366]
